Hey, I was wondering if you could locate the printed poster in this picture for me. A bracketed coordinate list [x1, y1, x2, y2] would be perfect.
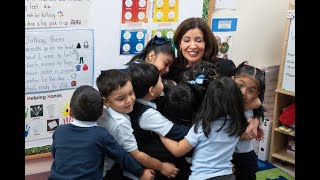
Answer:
[122, 0, 148, 23]
[215, 33, 233, 59]
[120, 29, 147, 55]
[153, 0, 179, 22]
[152, 28, 175, 39]
[119, 0, 179, 55]
[25, 90, 75, 148]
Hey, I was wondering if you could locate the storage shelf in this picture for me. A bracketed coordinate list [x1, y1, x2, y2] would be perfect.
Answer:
[271, 149, 295, 165]
[275, 128, 295, 137]
[275, 89, 295, 97]
[269, 1, 295, 167]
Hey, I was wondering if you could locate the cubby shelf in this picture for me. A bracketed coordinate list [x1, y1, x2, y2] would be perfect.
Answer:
[269, 1, 295, 167]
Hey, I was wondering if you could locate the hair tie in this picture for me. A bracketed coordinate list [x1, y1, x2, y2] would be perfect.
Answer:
[188, 75, 206, 85]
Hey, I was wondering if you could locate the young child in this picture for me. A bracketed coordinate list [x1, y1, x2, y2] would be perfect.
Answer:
[48, 85, 154, 180]
[158, 83, 207, 179]
[127, 63, 191, 179]
[96, 70, 178, 180]
[177, 61, 219, 88]
[232, 61, 266, 180]
[160, 83, 206, 127]
[159, 77, 248, 180]
[126, 35, 175, 77]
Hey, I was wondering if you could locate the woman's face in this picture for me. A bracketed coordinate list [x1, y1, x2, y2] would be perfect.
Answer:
[179, 28, 205, 66]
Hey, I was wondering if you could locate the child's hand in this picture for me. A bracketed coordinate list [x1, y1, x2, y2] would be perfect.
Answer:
[241, 117, 259, 140]
[160, 162, 179, 178]
[256, 127, 264, 141]
[139, 169, 155, 180]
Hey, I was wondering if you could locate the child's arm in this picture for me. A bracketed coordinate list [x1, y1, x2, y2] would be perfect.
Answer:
[103, 132, 147, 178]
[139, 108, 188, 139]
[130, 149, 179, 178]
[244, 96, 261, 110]
[159, 136, 193, 157]
[165, 123, 190, 141]
[112, 122, 178, 178]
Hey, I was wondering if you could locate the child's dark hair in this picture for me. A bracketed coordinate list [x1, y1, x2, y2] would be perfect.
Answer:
[70, 85, 103, 121]
[162, 79, 177, 94]
[194, 77, 248, 137]
[216, 58, 236, 77]
[234, 61, 266, 118]
[96, 69, 131, 98]
[163, 83, 206, 125]
[127, 63, 160, 98]
[178, 61, 219, 88]
[126, 35, 175, 65]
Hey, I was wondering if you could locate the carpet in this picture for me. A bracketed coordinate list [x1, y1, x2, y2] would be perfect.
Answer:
[256, 160, 294, 180]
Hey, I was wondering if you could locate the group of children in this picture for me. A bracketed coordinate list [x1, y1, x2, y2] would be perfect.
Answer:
[49, 35, 266, 180]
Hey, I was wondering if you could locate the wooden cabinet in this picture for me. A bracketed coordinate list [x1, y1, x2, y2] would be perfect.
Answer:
[269, 90, 295, 165]
[269, 1, 295, 166]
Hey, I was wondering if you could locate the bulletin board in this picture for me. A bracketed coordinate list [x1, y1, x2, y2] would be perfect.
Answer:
[25, 0, 94, 149]
[25, 0, 204, 149]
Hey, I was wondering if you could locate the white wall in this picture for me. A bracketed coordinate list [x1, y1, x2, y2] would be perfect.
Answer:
[92, 0, 289, 76]
[212, 0, 290, 67]
[91, 0, 203, 88]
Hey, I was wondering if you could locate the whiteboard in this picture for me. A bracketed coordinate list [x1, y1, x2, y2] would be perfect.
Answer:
[281, 16, 295, 92]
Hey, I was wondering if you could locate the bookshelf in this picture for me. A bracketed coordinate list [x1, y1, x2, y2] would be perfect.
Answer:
[269, 1, 295, 166]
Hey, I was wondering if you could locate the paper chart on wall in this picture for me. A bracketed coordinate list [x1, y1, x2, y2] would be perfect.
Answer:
[25, 29, 94, 94]
[25, 90, 74, 149]
[25, 0, 91, 28]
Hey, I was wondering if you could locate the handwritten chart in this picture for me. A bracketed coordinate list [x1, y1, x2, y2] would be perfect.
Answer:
[25, 29, 94, 94]
[281, 16, 295, 92]
[25, 0, 91, 28]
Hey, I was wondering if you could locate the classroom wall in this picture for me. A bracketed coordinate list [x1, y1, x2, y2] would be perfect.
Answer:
[25, 0, 204, 148]
[91, 0, 203, 88]
[212, 0, 290, 67]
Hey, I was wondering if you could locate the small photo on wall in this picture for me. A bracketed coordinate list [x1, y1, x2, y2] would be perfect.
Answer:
[47, 119, 59, 131]
[30, 104, 44, 118]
